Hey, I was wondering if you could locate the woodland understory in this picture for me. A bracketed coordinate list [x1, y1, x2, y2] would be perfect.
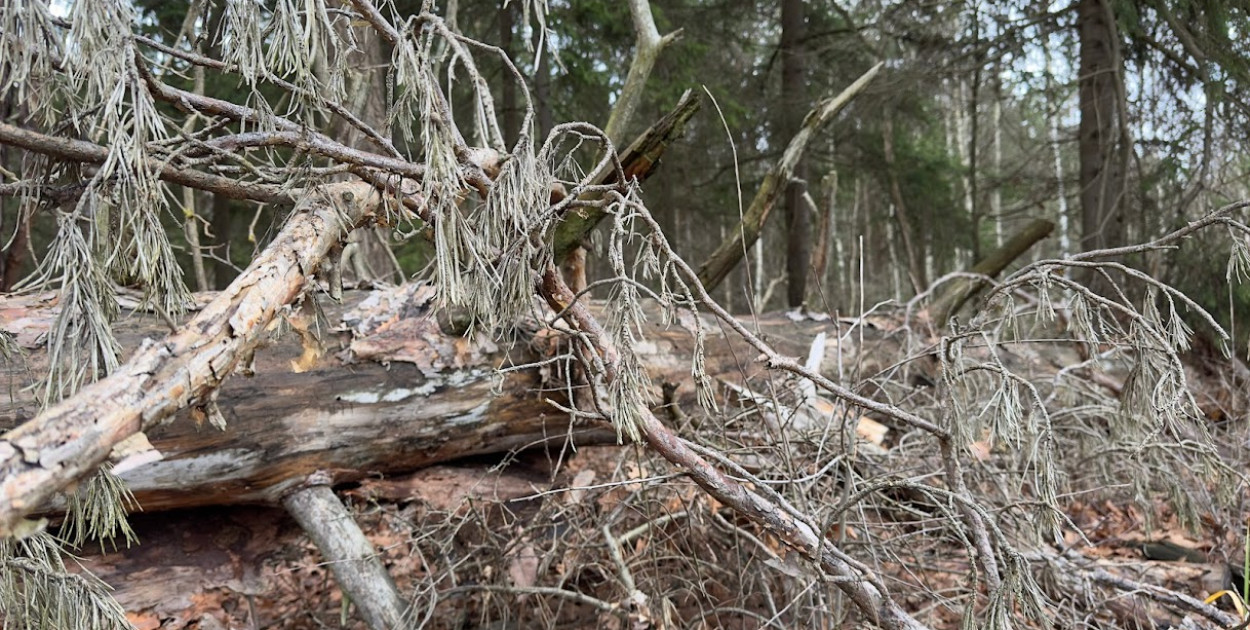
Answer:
[3, 1, 1250, 629]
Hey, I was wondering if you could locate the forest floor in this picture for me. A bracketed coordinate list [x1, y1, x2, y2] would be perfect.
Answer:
[84, 445, 1245, 629]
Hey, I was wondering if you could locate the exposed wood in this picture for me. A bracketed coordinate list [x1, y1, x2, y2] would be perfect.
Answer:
[1, 287, 897, 515]
[0, 182, 382, 537]
[930, 217, 1055, 324]
[560, 244, 588, 293]
[697, 63, 883, 293]
[0, 286, 600, 511]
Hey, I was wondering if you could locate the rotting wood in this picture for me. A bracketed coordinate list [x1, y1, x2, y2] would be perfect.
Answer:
[1, 287, 896, 515]
[0, 182, 381, 537]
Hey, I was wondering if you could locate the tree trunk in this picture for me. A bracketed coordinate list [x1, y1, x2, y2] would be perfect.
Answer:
[780, 0, 810, 308]
[1078, 0, 1125, 254]
[499, 1, 518, 147]
[808, 172, 836, 303]
[881, 115, 926, 294]
[533, 28, 552, 141]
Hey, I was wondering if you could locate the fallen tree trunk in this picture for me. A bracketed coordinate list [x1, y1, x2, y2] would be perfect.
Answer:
[2, 286, 887, 515]
[0, 183, 383, 535]
[0, 286, 600, 511]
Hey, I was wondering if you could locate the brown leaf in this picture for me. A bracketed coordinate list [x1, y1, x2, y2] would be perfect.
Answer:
[507, 542, 540, 589]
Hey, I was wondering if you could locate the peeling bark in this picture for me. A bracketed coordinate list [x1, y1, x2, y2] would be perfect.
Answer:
[1, 287, 896, 516]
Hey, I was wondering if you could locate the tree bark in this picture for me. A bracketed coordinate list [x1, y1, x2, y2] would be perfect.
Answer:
[781, 0, 810, 308]
[1078, 0, 1125, 253]
[0, 286, 611, 512]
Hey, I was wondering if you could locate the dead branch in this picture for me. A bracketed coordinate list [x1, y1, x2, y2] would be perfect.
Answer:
[929, 217, 1055, 323]
[697, 62, 883, 293]
[602, 0, 682, 146]
[1038, 550, 1241, 628]
[282, 473, 406, 630]
[551, 89, 702, 262]
[0, 122, 290, 203]
[535, 265, 931, 630]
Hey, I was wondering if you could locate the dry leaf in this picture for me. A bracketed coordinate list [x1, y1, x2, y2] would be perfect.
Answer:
[507, 542, 540, 589]
[567, 469, 596, 505]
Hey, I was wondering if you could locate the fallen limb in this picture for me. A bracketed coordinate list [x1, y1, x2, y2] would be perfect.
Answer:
[929, 217, 1055, 324]
[697, 63, 883, 293]
[536, 265, 930, 630]
[1036, 550, 1240, 629]
[0, 182, 381, 537]
[283, 474, 406, 630]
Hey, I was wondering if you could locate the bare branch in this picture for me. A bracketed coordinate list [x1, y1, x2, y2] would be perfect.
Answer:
[0, 122, 290, 203]
[601, 0, 682, 146]
[536, 265, 931, 630]
[282, 474, 406, 630]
